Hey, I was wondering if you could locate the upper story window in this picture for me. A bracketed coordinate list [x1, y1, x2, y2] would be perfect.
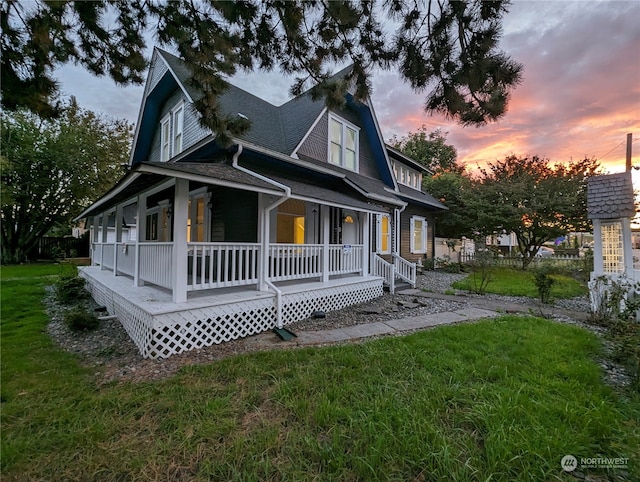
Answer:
[173, 105, 184, 155]
[160, 116, 170, 162]
[159, 102, 185, 162]
[392, 161, 422, 190]
[328, 114, 359, 172]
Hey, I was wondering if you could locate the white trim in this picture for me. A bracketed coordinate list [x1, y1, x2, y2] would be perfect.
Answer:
[290, 107, 328, 159]
[327, 113, 360, 172]
[136, 164, 285, 196]
[160, 114, 171, 162]
[75, 172, 142, 220]
[172, 102, 184, 156]
[410, 215, 427, 254]
[363, 98, 400, 192]
[343, 178, 406, 207]
[289, 193, 386, 215]
[155, 48, 195, 104]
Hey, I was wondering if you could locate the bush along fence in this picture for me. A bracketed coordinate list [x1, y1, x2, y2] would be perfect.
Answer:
[457, 252, 591, 270]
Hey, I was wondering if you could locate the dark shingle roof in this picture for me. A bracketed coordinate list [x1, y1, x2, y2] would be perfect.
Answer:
[394, 185, 447, 210]
[587, 172, 636, 219]
[156, 48, 350, 157]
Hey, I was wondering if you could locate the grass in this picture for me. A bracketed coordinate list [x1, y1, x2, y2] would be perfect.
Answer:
[2, 265, 639, 481]
[451, 267, 588, 298]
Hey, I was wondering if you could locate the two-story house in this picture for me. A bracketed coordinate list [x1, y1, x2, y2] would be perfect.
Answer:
[77, 48, 446, 358]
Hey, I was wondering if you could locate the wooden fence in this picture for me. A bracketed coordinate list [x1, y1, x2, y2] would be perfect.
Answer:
[28, 236, 90, 260]
[458, 252, 590, 270]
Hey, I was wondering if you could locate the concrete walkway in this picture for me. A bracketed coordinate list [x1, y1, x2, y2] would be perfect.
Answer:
[285, 289, 591, 347]
[294, 306, 500, 345]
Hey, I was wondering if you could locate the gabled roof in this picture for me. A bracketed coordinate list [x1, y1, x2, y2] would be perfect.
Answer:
[587, 171, 636, 219]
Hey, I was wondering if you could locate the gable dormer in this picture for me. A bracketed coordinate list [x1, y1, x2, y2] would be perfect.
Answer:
[130, 49, 210, 165]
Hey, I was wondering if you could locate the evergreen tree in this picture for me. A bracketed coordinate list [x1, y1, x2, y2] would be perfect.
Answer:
[2, 1, 522, 142]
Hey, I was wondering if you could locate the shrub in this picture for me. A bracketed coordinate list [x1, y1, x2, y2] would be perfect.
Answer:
[55, 274, 89, 304]
[532, 265, 556, 304]
[64, 307, 99, 332]
[467, 250, 495, 295]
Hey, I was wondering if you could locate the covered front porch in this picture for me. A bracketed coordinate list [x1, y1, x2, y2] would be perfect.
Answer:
[81, 265, 383, 358]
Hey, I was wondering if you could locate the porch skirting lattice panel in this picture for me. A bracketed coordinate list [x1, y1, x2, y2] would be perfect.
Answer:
[80, 268, 383, 359]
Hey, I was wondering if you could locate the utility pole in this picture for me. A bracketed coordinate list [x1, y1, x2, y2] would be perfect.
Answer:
[626, 133, 632, 171]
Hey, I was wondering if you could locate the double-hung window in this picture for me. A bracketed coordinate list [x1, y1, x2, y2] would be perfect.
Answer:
[173, 105, 184, 155]
[410, 216, 427, 254]
[160, 116, 171, 162]
[329, 115, 359, 171]
[159, 102, 185, 162]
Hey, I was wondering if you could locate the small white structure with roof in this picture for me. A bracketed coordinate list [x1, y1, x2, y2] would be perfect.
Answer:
[587, 171, 637, 313]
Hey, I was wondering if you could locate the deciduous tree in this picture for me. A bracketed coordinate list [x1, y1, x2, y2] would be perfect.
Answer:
[390, 127, 462, 173]
[469, 155, 601, 268]
[1, 99, 132, 263]
[2, 1, 522, 143]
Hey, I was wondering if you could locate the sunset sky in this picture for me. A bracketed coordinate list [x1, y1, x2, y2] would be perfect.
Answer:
[56, 0, 640, 174]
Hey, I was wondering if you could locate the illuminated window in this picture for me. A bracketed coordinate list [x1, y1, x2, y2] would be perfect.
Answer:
[602, 222, 624, 273]
[378, 214, 391, 254]
[411, 216, 427, 254]
[187, 193, 208, 242]
[277, 199, 306, 244]
[328, 115, 359, 172]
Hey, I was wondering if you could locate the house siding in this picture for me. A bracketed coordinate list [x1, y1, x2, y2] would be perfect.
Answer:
[146, 54, 169, 96]
[210, 187, 258, 242]
[296, 107, 381, 180]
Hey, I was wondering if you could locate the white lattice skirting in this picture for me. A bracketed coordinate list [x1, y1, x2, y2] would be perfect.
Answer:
[81, 273, 382, 359]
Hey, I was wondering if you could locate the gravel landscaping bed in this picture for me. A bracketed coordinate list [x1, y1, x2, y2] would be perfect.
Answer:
[45, 271, 626, 387]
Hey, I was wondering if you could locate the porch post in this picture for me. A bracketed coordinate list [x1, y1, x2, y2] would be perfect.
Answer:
[321, 205, 330, 282]
[172, 178, 189, 303]
[114, 204, 123, 276]
[257, 193, 269, 291]
[100, 211, 109, 270]
[134, 193, 147, 286]
[361, 212, 370, 276]
[91, 216, 100, 266]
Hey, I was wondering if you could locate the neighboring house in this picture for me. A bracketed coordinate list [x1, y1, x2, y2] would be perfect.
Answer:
[77, 48, 446, 358]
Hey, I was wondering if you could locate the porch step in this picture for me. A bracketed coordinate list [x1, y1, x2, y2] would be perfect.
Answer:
[384, 280, 412, 292]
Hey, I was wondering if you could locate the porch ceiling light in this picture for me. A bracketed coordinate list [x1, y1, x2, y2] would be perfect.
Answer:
[343, 215, 354, 224]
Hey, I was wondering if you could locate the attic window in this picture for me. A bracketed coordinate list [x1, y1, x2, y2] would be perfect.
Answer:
[392, 161, 422, 190]
[328, 115, 359, 172]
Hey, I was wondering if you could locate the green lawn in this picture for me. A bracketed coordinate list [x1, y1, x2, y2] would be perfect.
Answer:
[452, 267, 588, 298]
[2, 265, 638, 481]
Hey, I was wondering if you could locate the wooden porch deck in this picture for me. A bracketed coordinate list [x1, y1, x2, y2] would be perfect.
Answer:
[80, 266, 384, 359]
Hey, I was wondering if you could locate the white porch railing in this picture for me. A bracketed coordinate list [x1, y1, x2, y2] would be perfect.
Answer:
[92, 243, 102, 265]
[393, 254, 417, 287]
[187, 243, 260, 290]
[371, 254, 394, 293]
[102, 242, 115, 270]
[329, 245, 363, 275]
[139, 242, 173, 289]
[115, 242, 135, 276]
[268, 244, 323, 282]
